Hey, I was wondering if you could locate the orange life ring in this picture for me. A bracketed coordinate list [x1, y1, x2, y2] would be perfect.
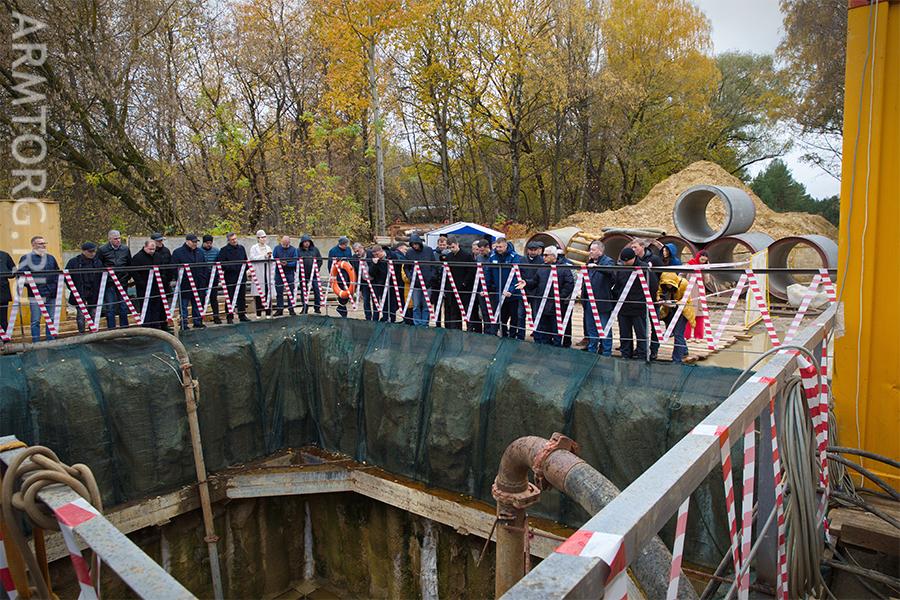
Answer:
[330, 260, 357, 299]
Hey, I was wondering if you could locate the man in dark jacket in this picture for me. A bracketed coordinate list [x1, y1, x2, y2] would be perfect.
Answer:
[519, 241, 544, 331]
[327, 236, 353, 318]
[615, 247, 652, 359]
[382, 243, 406, 323]
[469, 239, 493, 334]
[132, 239, 168, 330]
[519, 245, 573, 346]
[171, 234, 209, 330]
[18, 235, 60, 342]
[200, 235, 222, 324]
[352, 242, 376, 320]
[98, 229, 132, 329]
[273, 235, 299, 316]
[485, 238, 522, 339]
[403, 234, 437, 326]
[216, 233, 250, 323]
[364, 244, 389, 322]
[297, 234, 322, 314]
[66, 242, 104, 333]
[1, 248, 15, 334]
[627, 239, 661, 358]
[443, 236, 475, 330]
[583, 241, 616, 355]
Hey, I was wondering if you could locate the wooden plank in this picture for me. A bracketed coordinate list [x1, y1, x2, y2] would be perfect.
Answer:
[829, 507, 900, 555]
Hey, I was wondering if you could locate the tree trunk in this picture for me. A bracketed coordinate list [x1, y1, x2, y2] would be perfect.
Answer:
[367, 17, 386, 236]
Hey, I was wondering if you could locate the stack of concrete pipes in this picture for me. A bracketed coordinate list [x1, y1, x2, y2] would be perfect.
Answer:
[526, 184, 837, 301]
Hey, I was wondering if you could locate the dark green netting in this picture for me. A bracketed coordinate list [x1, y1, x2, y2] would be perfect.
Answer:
[0, 316, 744, 568]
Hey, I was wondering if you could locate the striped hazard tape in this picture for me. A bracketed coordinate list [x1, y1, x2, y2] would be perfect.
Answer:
[666, 498, 690, 600]
[635, 267, 665, 341]
[0, 522, 18, 599]
[556, 530, 628, 599]
[751, 375, 788, 600]
[23, 273, 59, 338]
[53, 497, 102, 600]
[63, 269, 99, 333]
[738, 419, 756, 600]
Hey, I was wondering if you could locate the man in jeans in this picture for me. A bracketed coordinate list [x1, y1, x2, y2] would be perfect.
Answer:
[98, 229, 132, 329]
[582, 241, 616, 356]
[18, 235, 60, 342]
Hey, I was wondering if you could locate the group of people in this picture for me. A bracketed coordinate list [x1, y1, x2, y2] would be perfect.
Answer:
[1, 230, 710, 363]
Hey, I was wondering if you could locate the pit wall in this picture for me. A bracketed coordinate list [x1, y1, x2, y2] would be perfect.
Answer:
[49, 493, 495, 599]
[1, 316, 745, 567]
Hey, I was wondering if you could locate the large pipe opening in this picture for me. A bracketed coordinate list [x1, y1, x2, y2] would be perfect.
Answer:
[704, 233, 773, 286]
[767, 235, 838, 301]
[674, 185, 756, 244]
[599, 233, 634, 261]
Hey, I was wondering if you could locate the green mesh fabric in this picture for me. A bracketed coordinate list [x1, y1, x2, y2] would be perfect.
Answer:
[0, 315, 743, 567]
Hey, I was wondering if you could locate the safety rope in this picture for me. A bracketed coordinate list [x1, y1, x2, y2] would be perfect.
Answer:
[0, 445, 103, 599]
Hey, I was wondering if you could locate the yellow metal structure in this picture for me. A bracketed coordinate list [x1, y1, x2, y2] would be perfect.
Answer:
[0, 199, 65, 329]
[834, 0, 900, 487]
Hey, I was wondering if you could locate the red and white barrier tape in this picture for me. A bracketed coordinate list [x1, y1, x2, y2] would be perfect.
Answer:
[550, 265, 564, 336]
[62, 269, 99, 333]
[745, 269, 780, 347]
[693, 268, 712, 346]
[556, 530, 628, 599]
[359, 262, 383, 314]
[635, 268, 665, 341]
[412, 262, 435, 322]
[818, 268, 837, 303]
[53, 497, 101, 600]
[510, 265, 534, 331]
[443, 267, 469, 326]
[468, 263, 495, 323]
[152, 266, 173, 323]
[0, 523, 18, 599]
[751, 376, 788, 600]
[661, 273, 698, 343]
[666, 498, 690, 600]
[738, 419, 756, 600]
[23, 274, 59, 338]
[181, 265, 207, 317]
[707, 274, 748, 351]
[246, 261, 268, 308]
[274, 259, 296, 308]
[334, 261, 358, 311]
[105, 268, 140, 323]
[387, 260, 404, 317]
[692, 424, 741, 584]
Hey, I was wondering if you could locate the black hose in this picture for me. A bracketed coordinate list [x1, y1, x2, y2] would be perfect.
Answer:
[827, 446, 900, 471]
[827, 455, 900, 502]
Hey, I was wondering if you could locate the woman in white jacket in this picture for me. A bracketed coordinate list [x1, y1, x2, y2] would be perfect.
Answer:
[248, 229, 273, 318]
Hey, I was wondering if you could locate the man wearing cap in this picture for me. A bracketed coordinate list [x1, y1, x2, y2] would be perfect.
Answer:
[66, 242, 104, 333]
[519, 240, 544, 335]
[200, 235, 222, 324]
[328, 236, 353, 318]
[150, 232, 174, 292]
[403, 234, 438, 326]
[98, 229, 132, 329]
[273, 235, 299, 317]
[172, 234, 209, 330]
[517, 245, 573, 346]
[217, 232, 250, 323]
[615, 247, 649, 359]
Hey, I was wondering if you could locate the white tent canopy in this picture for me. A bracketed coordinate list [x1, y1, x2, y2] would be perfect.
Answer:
[425, 221, 505, 249]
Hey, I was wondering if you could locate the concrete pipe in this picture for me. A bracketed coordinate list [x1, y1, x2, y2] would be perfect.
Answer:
[767, 235, 839, 301]
[658, 235, 699, 264]
[674, 185, 757, 244]
[526, 227, 582, 253]
[705, 233, 774, 286]
[600, 233, 634, 262]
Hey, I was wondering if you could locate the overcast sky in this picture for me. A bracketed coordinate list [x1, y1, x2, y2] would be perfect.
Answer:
[694, 0, 841, 199]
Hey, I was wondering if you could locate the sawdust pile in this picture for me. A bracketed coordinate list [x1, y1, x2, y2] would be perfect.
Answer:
[556, 161, 838, 241]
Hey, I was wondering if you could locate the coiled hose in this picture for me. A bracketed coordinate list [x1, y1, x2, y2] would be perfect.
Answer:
[0, 444, 103, 599]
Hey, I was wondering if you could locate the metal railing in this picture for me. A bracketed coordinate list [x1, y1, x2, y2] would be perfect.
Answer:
[505, 303, 836, 598]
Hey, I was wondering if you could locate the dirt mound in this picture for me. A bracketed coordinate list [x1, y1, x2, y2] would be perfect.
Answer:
[556, 161, 838, 241]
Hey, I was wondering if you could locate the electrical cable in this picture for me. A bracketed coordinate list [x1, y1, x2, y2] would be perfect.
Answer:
[826, 455, 900, 502]
[827, 446, 900, 471]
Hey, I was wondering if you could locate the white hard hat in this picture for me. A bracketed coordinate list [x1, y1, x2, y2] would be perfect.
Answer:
[256, 229, 267, 237]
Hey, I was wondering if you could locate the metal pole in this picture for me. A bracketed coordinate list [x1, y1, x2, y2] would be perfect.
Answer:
[1, 328, 224, 599]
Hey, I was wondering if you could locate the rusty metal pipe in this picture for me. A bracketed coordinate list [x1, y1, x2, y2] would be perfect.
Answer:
[1, 328, 224, 599]
[492, 434, 698, 599]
